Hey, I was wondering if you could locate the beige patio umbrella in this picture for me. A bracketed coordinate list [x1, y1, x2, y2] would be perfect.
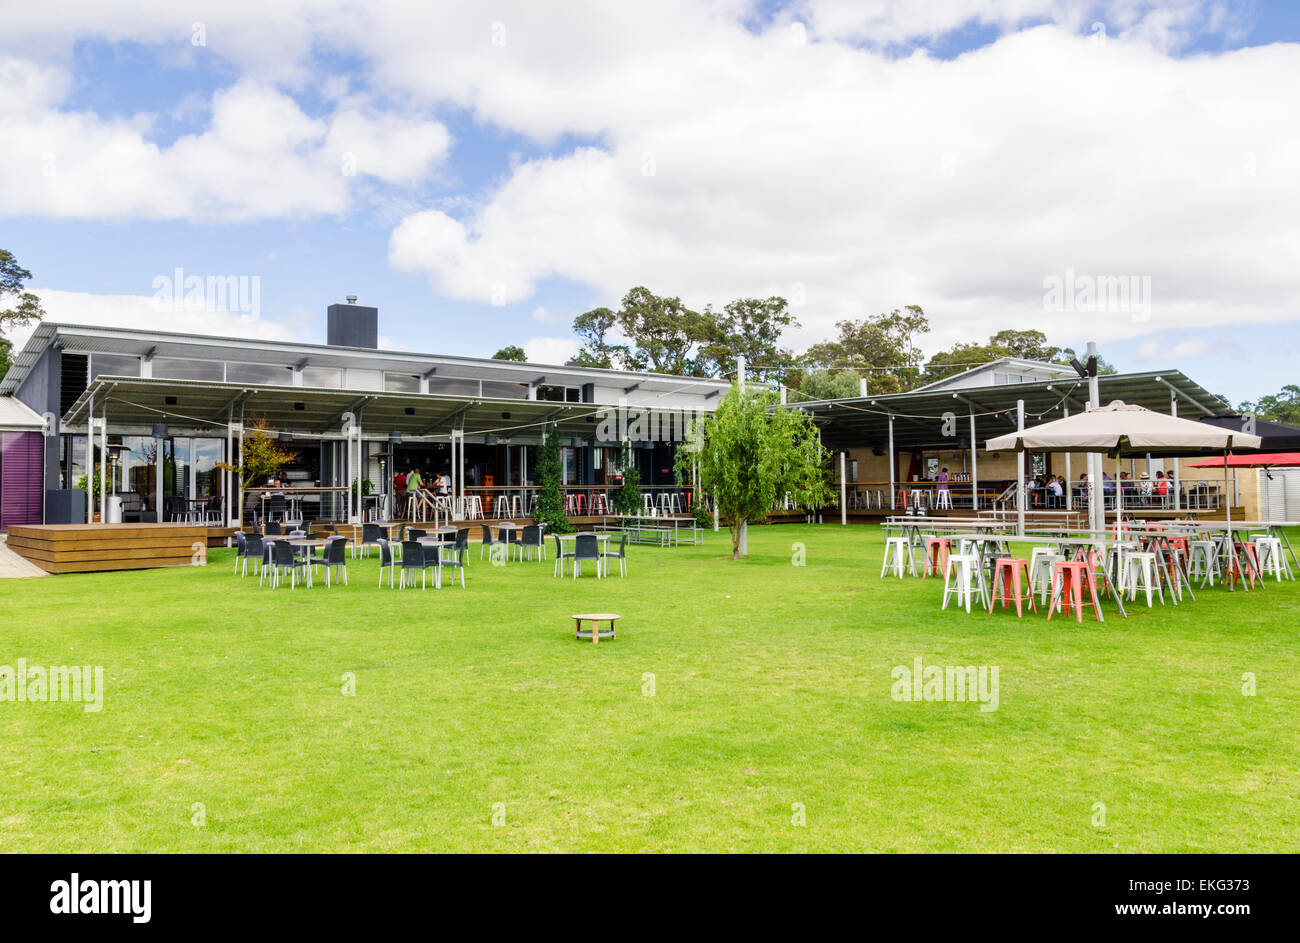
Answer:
[986, 400, 1261, 528]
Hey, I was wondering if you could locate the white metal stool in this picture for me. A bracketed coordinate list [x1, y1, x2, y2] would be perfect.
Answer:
[941, 553, 988, 613]
[1124, 551, 1164, 607]
[881, 536, 913, 578]
[1029, 551, 1065, 607]
[1187, 540, 1220, 587]
[1252, 536, 1289, 581]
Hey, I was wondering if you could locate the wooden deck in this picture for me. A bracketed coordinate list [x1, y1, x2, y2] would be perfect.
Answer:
[6, 523, 210, 573]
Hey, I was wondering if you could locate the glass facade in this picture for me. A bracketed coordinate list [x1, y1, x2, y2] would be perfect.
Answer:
[384, 373, 420, 393]
[89, 353, 141, 380]
[152, 357, 225, 381]
[226, 362, 293, 385]
[301, 366, 343, 388]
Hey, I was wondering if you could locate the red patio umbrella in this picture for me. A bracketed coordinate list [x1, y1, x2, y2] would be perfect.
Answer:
[1185, 453, 1300, 468]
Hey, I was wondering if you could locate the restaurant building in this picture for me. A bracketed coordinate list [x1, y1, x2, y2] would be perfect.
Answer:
[0, 299, 729, 528]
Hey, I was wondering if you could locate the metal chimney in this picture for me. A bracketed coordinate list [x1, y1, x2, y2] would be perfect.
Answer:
[327, 297, 378, 348]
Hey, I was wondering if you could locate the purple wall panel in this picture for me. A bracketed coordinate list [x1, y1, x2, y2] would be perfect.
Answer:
[1, 432, 44, 530]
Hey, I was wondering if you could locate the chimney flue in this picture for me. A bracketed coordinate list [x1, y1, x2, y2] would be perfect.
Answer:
[327, 298, 378, 348]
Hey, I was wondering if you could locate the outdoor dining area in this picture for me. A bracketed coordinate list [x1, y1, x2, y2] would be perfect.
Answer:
[227, 518, 631, 590]
[878, 400, 1296, 621]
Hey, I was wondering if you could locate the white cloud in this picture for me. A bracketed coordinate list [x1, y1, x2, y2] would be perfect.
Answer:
[0, 67, 450, 221]
[522, 336, 579, 365]
[380, 16, 1300, 351]
[1139, 336, 1212, 360]
[6, 288, 301, 352]
[1, 1, 1294, 355]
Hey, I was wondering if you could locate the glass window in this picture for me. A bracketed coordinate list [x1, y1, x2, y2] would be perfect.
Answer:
[90, 353, 141, 380]
[384, 373, 421, 393]
[427, 377, 481, 397]
[480, 380, 530, 400]
[537, 384, 580, 402]
[226, 362, 293, 385]
[153, 357, 225, 381]
[301, 366, 343, 388]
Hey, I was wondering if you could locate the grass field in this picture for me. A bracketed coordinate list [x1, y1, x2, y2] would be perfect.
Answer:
[1, 524, 1297, 852]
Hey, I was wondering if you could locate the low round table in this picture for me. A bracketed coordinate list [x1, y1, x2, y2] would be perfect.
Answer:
[572, 613, 620, 645]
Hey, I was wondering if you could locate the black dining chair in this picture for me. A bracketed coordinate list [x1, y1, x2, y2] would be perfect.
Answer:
[376, 538, 397, 588]
[264, 520, 283, 536]
[309, 535, 349, 587]
[603, 531, 629, 578]
[268, 494, 287, 521]
[269, 539, 308, 589]
[520, 524, 545, 561]
[480, 523, 504, 561]
[439, 529, 470, 588]
[400, 539, 439, 589]
[360, 523, 383, 559]
[238, 533, 262, 579]
[233, 531, 247, 574]
[552, 533, 574, 578]
[573, 533, 602, 579]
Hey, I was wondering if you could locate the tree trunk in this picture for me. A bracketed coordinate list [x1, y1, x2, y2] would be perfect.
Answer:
[730, 519, 748, 560]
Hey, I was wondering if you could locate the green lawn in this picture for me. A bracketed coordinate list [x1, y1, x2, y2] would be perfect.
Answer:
[1, 524, 1297, 852]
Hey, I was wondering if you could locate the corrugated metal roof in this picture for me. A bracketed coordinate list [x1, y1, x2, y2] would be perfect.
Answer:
[61, 375, 690, 443]
[0, 321, 732, 397]
[0, 395, 47, 431]
[791, 370, 1229, 451]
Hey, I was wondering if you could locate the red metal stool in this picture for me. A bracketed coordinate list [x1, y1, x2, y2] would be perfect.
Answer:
[923, 536, 950, 577]
[1227, 541, 1259, 588]
[1047, 560, 1102, 623]
[989, 557, 1037, 617]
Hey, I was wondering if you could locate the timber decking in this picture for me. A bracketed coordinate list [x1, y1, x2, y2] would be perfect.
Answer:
[5, 523, 209, 574]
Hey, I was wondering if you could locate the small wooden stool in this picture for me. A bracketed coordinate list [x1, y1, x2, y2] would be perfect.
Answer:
[573, 612, 619, 644]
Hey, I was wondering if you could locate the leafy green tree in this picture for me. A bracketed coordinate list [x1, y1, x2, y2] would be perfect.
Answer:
[795, 367, 862, 401]
[801, 305, 930, 394]
[574, 287, 719, 376]
[611, 447, 642, 514]
[676, 385, 832, 559]
[0, 249, 47, 384]
[1240, 384, 1300, 425]
[532, 425, 572, 534]
[572, 306, 623, 368]
[491, 345, 527, 362]
[701, 296, 799, 383]
[216, 418, 297, 517]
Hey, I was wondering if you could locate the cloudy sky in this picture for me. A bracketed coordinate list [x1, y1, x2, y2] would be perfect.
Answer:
[1, 0, 1297, 402]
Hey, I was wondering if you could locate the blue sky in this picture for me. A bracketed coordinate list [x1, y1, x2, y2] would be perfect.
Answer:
[3, 1, 1298, 404]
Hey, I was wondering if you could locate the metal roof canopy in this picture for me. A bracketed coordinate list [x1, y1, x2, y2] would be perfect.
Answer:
[791, 370, 1227, 452]
[62, 376, 651, 443]
[0, 321, 731, 398]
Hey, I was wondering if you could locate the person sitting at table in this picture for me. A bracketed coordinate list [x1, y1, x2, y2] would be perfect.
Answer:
[1047, 475, 1064, 508]
[1154, 470, 1170, 505]
[405, 467, 423, 503]
[436, 470, 452, 495]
